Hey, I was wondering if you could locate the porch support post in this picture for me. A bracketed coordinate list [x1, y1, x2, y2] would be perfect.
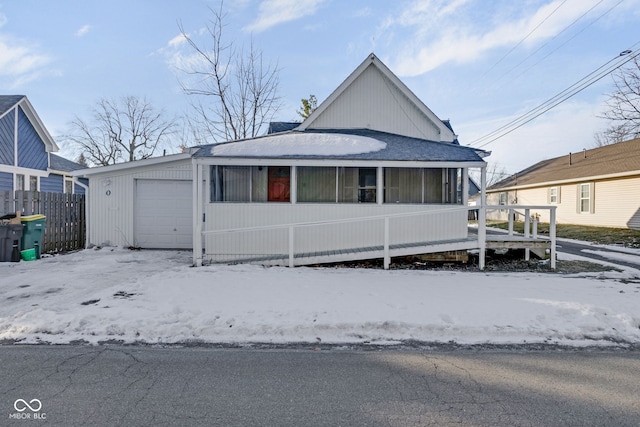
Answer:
[550, 207, 557, 269]
[377, 166, 384, 205]
[288, 226, 295, 268]
[383, 217, 390, 269]
[290, 166, 297, 204]
[478, 166, 487, 270]
[193, 160, 204, 267]
[524, 208, 530, 261]
[461, 168, 469, 206]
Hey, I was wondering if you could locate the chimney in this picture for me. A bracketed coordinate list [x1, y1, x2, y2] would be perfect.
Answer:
[569, 152, 572, 165]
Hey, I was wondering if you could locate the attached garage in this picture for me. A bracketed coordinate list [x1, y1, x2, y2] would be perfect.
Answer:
[134, 179, 192, 249]
[72, 154, 194, 249]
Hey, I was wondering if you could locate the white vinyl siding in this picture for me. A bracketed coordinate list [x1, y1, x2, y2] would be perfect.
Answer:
[306, 65, 443, 141]
[86, 158, 192, 247]
[487, 176, 640, 229]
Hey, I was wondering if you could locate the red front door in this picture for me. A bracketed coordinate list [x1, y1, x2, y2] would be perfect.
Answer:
[268, 167, 290, 202]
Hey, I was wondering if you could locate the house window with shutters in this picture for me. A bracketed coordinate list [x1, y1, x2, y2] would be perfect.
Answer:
[548, 186, 560, 204]
[578, 183, 593, 213]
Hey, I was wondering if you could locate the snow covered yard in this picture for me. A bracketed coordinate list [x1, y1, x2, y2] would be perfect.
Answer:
[1, 247, 639, 347]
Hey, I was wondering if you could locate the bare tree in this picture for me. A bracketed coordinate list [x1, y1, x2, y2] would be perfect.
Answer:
[64, 96, 176, 166]
[595, 55, 640, 146]
[177, 3, 281, 142]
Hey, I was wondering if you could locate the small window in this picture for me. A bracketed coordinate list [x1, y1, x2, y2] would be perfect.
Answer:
[548, 187, 559, 204]
[15, 174, 24, 191]
[498, 192, 508, 206]
[579, 183, 591, 213]
[29, 176, 38, 191]
[65, 178, 74, 194]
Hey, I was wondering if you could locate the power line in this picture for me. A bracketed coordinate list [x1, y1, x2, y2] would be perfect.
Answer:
[468, 46, 640, 148]
[478, 0, 569, 81]
[494, 0, 607, 84]
[511, 0, 625, 82]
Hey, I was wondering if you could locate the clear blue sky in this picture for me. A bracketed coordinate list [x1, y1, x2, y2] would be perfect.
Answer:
[1, 0, 639, 174]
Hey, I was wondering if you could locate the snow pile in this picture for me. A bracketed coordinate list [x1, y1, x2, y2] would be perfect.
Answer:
[0, 248, 639, 346]
[210, 133, 386, 157]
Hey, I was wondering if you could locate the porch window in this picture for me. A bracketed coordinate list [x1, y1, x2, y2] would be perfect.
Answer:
[297, 167, 336, 203]
[337, 167, 376, 203]
[383, 168, 458, 204]
[210, 165, 286, 203]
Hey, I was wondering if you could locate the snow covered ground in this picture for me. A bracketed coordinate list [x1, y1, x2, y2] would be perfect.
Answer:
[1, 247, 639, 347]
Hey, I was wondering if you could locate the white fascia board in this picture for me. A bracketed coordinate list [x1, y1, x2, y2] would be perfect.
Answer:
[71, 153, 193, 177]
[193, 157, 485, 169]
[0, 164, 50, 177]
[486, 169, 640, 192]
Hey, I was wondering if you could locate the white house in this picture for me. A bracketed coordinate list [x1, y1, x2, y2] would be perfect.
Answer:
[75, 54, 498, 268]
[486, 138, 640, 229]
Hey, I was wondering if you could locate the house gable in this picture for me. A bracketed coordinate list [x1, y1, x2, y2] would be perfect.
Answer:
[0, 109, 14, 165]
[17, 106, 49, 170]
[298, 54, 456, 143]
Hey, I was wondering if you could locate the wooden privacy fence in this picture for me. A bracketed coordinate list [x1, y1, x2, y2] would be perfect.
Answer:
[0, 190, 86, 253]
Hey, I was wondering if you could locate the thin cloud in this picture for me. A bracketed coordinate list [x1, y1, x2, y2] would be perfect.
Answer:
[244, 0, 326, 33]
[0, 35, 52, 88]
[75, 24, 92, 37]
[385, 0, 621, 77]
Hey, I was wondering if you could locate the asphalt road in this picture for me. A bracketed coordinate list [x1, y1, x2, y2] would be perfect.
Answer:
[556, 239, 640, 270]
[2, 345, 640, 426]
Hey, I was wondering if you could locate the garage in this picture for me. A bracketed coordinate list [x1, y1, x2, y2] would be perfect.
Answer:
[134, 179, 192, 249]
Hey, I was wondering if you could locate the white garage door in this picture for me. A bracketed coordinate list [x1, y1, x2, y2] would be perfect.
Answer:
[134, 179, 192, 249]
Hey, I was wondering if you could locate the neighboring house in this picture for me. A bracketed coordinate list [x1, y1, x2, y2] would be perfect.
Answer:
[486, 138, 640, 229]
[0, 95, 86, 194]
[74, 53, 492, 267]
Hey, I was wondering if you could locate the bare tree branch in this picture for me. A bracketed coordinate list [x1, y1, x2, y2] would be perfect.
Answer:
[176, 2, 281, 142]
[62, 96, 176, 166]
[595, 56, 640, 146]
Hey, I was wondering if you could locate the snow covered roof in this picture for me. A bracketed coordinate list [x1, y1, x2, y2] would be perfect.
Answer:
[193, 129, 488, 163]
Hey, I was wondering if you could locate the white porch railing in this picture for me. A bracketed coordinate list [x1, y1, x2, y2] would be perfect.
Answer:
[195, 204, 557, 270]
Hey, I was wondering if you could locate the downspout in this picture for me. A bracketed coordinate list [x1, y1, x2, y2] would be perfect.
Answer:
[73, 178, 90, 249]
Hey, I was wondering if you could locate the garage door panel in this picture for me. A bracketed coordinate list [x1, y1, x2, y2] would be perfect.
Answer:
[134, 180, 193, 249]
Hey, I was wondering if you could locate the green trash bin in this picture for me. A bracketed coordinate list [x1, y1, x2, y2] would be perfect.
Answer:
[20, 214, 46, 259]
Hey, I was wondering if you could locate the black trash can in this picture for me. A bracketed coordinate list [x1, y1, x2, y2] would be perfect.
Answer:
[0, 223, 24, 262]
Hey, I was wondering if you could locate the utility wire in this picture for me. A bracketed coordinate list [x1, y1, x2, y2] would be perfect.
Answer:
[512, 0, 625, 81]
[478, 0, 568, 81]
[468, 46, 640, 148]
[494, 0, 606, 84]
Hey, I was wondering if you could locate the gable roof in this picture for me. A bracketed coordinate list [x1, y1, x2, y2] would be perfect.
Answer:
[0, 95, 59, 152]
[489, 138, 640, 190]
[49, 154, 86, 173]
[297, 53, 457, 143]
[193, 128, 487, 163]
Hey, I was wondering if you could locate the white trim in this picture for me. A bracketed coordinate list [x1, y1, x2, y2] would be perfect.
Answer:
[14, 105, 18, 166]
[71, 153, 193, 177]
[195, 157, 484, 169]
